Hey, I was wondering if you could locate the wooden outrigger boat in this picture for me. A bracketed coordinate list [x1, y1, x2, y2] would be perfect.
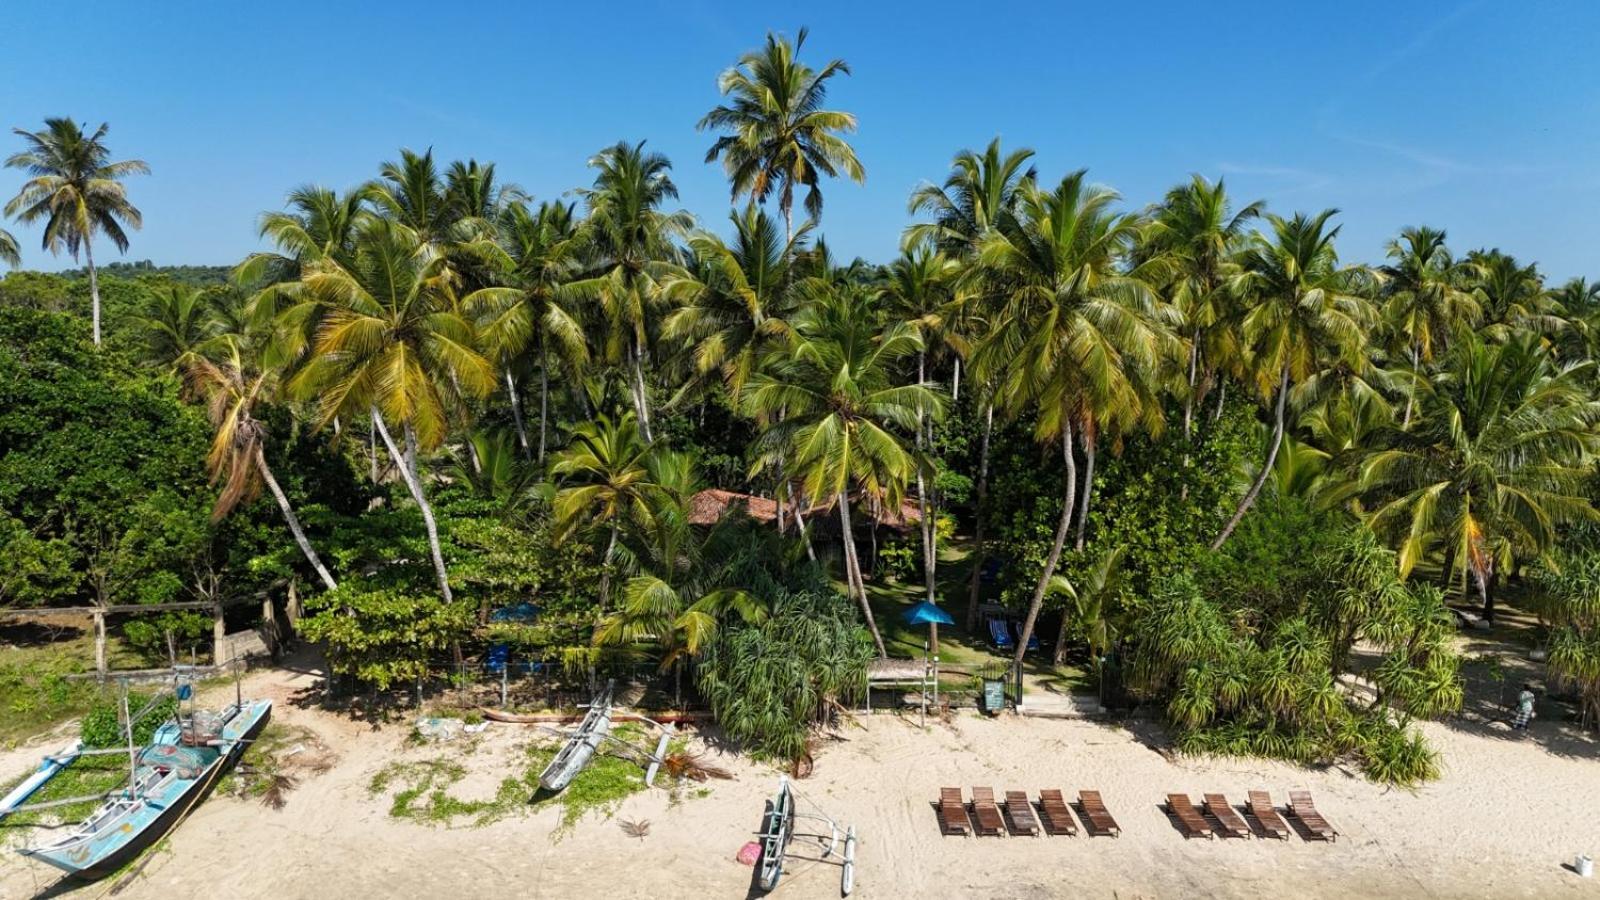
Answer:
[3, 671, 271, 881]
[537, 680, 614, 792]
[755, 775, 856, 896]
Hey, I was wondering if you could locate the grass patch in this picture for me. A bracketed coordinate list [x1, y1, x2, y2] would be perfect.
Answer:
[0, 629, 150, 747]
[368, 724, 696, 835]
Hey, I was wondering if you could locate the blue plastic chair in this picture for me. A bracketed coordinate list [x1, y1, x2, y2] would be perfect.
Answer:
[987, 618, 1015, 651]
[1011, 621, 1040, 652]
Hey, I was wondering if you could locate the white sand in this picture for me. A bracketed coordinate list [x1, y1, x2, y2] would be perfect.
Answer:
[2, 661, 1597, 900]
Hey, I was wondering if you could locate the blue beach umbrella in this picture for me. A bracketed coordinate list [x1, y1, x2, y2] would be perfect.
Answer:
[904, 600, 955, 654]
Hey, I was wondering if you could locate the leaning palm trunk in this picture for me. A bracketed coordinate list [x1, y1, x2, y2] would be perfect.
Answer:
[1015, 421, 1077, 667]
[965, 401, 994, 629]
[1211, 365, 1290, 550]
[631, 341, 653, 441]
[1073, 424, 1096, 552]
[598, 522, 620, 613]
[1402, 343, 1419, 429]
[256, 445, 337, 591]
[83, 241, 102, 347]
[838, 491, 887, 657]
[538, 357, 550, 461]
[371, 410, 454, 604]
[506, 370, 532, 459]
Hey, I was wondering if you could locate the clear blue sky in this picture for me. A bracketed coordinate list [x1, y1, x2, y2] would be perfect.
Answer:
[3, 1, 1596, 279]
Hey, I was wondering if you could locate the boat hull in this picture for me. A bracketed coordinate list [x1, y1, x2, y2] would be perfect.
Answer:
[20, 700, 271, 881]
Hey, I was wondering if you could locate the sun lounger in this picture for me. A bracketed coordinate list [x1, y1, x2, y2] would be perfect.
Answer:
[1166, 793, 1214, 839]
[1203, 793, 1251, 839]
[1037, 790, 1078, 836]
[969, 787, 1005, 836]
[1246, 791, 1290, 840]
[1288, 791, 1337, 842]
[937, 787, 970, 836]
[986, 618, 1015, 651]
[1003, 791, 1041, 836]
[1078, 790, 1121, 837]
[1009, 621, 1040, 652]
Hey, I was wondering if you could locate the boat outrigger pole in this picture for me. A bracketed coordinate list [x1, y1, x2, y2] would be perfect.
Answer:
[534, 680, 679, 792]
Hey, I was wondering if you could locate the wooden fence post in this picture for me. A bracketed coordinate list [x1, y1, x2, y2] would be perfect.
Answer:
[93, 607, 107, 677]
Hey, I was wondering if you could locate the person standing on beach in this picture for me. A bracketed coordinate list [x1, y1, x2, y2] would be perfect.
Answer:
[1512, 683, 1536, 732]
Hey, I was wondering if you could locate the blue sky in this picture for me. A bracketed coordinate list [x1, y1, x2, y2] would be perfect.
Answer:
[3, 1, 1596, 279]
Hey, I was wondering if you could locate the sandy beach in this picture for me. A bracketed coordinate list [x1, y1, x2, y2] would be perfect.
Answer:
[2, 659, 1596, 900]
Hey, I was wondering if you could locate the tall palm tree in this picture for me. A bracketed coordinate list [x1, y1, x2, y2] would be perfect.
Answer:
[1143, 175, 1263, 438]
[698, 28, 865, 246]
[4, 118, 148, 345]
[975, 171, 1170, 664]
[564, 141, 693, 442]
[1358, 335, 1600, 621]
[551, 414, 675, 612]
[884, 243, 958, 604]
[481, 199, 586, 460]
[662, 202, 807, 397]
[1467, 249, 1564, 340]
[0, 227, 18, 268]
[905, 137, 1036, 256]
[1212, 210, 1373, 550]
[1379, 226, 1478, 426]
[291, 218, 510, 604]
[905, 138, 1036, 628]
[186, 331, 339, 591]
[135, 283, 220, 374]
[741, 284, 944, 657]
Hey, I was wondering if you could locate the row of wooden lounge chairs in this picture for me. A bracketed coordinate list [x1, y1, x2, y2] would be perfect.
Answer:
[938, 788, 1336, 842]
[1166, 790, 1337, 841]
[937, 788, 1120, 838]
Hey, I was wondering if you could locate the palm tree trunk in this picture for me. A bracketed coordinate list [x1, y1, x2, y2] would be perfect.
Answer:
[506, 370, 532, 460]
[85, 240, 101, 347]
[1213, 379, 1227, 421]
[1183, 340, 1199, 440]
[839, 492, 887, 657]
[1074, 424, 1096, 552]
[915, 350, 936, 604]
[629, 339, 653, 441]
[372, 410, 454, 604]
[538, 355, 550, 462]
[1211, 365, 1290, 551]
[1477, 568, 1496, 623]
[792, 501, 816, 561]
[598, 522, 620, 614]
[1052, 601, 1072, 665]
[1403, 343, 1419, 429]
[952, 357, 961, 402]
[966, 401, 994, 630]
[1015, 420, 1077, 667]
[256, 446, 338, 591]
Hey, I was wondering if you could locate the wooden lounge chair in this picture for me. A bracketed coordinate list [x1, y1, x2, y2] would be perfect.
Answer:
[1037, 790, 1078, 836]
[1165, 793, 1214, 839]
[1247, 791, 1291, 840]
[969, 787, 1005, 836]
[1288, 791, 1337, 842]
[1203, 793, 1251, 839]
[1077, 790, 1121, 838]
[1003, 791, 1041, 836]
[937, 788, 970, 836]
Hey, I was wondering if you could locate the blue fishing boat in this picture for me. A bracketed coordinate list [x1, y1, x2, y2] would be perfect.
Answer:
[13, 692, 271, 881]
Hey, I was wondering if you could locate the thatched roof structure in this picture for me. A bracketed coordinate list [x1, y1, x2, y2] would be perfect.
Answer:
[688, 489, 923, 530]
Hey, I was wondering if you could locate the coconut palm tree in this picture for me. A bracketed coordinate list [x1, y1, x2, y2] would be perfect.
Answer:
[551, 414, 676, 612]
[0, 227, 18, 268]
[1466, 249, 1564, 340]
[290, 218, 511, 604]
[1358, 334, 1600, 621]
[479, 199, 586, 460]
[4, 118, 148, 345]
[1143, 175, 1263, 438]
[186, 331, 339, 591]
[741, 284, 945, 657]
[905, 137, 1036, 256]
[975, 171, 1170, 664]
[906, 138, 1036, 628]
[1211, 210, 1374, 550]
[135, 283, 222, 374]
[698, 28, 864, 245]
[663, 203, 807, 397]
[884, 243, 958, 604]
[564, 141, 693, 442]
[1379, 226, 1478, 426]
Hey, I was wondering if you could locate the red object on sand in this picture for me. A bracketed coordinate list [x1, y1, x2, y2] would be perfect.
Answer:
[736, 841, 761, 865]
